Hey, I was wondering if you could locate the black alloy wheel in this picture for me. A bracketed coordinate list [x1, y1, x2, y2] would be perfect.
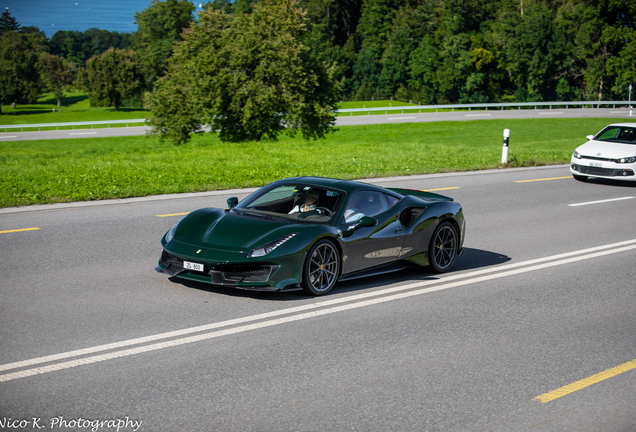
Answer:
[428, 221, 458, 273]
[302, 240, 340, 295]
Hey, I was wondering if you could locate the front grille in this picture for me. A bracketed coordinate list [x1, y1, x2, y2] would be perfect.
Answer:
[580, 155, 611, 162]
[161, 250, 184, 272]
[579, 166, 616, 176]
[161, 250, 211, 276]
[572, 164, 635, 177]
[221, 268, 272, 283]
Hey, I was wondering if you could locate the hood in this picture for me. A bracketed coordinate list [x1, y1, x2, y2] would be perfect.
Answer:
[575, 140, 636, 159]
[174, 209, 299, 252]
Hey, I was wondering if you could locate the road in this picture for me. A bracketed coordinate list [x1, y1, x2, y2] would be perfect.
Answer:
[1, 166, 635, 431]
[0, 108, 633, 141]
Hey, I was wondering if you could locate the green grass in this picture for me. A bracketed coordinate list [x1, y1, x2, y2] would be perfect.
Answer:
[1, 89, 150, 125]
[0, 107, 149, 126]
[0, 118, 611, 208]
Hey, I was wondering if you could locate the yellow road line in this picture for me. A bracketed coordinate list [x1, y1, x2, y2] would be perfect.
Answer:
[155, 212, 189, 218]
[515, 176, 571, 183]
[534, 358, 636, 403]
[0, 227, 40, 234]
[423, 187, 460, 192]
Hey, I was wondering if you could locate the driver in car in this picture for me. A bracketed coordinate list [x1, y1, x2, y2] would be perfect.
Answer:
[343, 193, 366, 223]
[289, 189, 319, 214]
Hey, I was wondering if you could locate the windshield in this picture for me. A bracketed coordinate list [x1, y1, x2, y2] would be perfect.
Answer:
[594, 126, 636, 144]
[235, 183, 344, 224]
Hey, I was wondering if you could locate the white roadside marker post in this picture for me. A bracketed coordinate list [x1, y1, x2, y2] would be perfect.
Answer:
[502, 129, 510, 164]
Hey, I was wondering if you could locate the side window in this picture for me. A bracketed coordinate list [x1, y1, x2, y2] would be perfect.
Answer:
[342, 191, 392, 224]
[618, 128, 636, 142]
[383, 193, 400, 209]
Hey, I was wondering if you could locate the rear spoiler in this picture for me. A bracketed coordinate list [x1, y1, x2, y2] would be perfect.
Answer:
[388, 187, 454, 202]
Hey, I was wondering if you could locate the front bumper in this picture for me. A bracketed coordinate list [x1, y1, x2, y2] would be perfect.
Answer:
[571, 161, 636, 180]
[158, 249, 302, 291]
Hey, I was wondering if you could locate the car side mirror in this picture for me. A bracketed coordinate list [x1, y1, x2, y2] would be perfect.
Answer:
[227, 197, 238, 209]
[586, 135, 594, 140]
[356, 216, 378, 228]
[342, 216, 378, 237]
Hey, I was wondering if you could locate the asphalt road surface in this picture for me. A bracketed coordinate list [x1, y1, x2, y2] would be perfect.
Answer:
[0, 108, 633, 141]
[1, 166, 635, 431]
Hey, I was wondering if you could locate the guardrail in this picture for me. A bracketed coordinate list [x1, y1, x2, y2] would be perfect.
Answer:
[0, 100, 632, 131]
[337, 100, 632, 115]
[0, 119, 147, 132]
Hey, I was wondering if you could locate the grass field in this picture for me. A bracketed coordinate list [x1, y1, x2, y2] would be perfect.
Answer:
[0, 117, 610, 208]
[1, 91, 148, 127]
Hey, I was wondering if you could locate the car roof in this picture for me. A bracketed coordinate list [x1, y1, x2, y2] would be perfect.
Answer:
[274, 176, 391, 194]
[605, 123, 636, 128]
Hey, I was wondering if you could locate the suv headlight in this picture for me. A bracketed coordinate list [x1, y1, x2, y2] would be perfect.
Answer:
[248, 233, 298, 258]
[165, 216, 186, 243]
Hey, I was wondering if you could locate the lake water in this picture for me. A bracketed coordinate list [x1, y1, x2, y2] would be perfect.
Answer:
[2, 0, 204, 37]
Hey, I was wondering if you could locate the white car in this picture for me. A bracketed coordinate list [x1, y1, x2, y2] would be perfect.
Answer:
[570, 122, 636, 181]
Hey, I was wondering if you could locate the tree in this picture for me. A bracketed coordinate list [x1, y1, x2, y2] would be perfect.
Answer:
[408, 35, 440, 103]
[204, 0, 233, 13]
[21, 26, 46, 38]
[302, 0, 363, 94]
[146, 0, 339, 144]
[379, 8, 417, 96]
[606, 28, 636, 98]
[132, 0, 195, 85]
[0, 30, 47, 113]
[78, 48, 144, 111]
[39, 54, 74, 107]
[493, 4, 568, 102]
[350, 47, 382, 98]
[233, 0, 254, 14]
[50, 29, 132, 67]
[0, 8, 20, 35]
[347, 0, 403, 96]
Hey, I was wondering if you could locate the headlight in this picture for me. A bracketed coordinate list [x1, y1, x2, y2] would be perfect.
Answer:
[165, 216, 186, 243]
[573, 151, 581, 159]
[618, 156, 636, 163]
[248, 233, 298, 258]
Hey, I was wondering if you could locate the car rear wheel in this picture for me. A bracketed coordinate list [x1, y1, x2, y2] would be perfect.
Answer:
[302, 240, 340, 295]
[573, 174, 588, 182]
[428, 221, 458, 273]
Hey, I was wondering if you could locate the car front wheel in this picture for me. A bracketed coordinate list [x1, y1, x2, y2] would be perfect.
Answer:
[302, 240, 340, 295]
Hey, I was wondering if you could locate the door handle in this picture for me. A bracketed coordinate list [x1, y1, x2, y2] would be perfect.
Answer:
[394, 229, 403, 234]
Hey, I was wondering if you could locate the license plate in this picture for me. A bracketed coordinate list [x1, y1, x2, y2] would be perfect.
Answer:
[183, 261, 204, 272]
[590, 162, 602, 167]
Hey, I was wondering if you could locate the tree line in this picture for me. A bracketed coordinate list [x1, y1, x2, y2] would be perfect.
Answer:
[303, 0, 635, 104]
[1, 0, 634, 138]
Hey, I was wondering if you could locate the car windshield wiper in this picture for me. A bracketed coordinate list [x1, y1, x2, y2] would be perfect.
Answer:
[240, 209, 266, 218]
[262, 214, 290, 223]
[233, 208, 289, 222]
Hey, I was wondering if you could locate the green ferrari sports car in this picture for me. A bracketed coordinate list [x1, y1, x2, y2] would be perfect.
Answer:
[158, 177, 465, 295]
